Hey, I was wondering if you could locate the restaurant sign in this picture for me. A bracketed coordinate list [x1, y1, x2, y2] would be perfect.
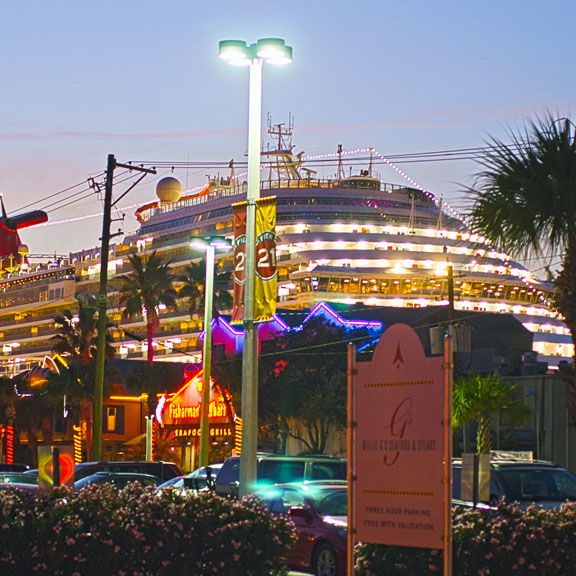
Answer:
[354, 323, 446, 549]
[161, 371, 231, 428]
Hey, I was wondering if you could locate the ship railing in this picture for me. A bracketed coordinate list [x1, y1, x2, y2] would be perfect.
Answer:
[135, 177, 418, 222]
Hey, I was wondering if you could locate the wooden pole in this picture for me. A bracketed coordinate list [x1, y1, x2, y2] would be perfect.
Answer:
[347, 343, 356, 576]
[443, 334, 453, 576]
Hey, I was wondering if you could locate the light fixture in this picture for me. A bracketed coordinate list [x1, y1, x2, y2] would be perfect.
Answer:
[219, 38, 292, 67]
[189, 235, 232, 468]
[219, 36, 292, 497]
[189, 236, 233, 252]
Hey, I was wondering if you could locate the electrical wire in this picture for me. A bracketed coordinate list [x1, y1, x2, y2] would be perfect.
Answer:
[6, 142, 530, 219]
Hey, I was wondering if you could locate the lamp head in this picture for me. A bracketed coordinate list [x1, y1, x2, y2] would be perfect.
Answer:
[256, 38, 293, 65]
[218, 40, 252, 66]
[219, 38, 292, 66]
[190, 236, 233, 252]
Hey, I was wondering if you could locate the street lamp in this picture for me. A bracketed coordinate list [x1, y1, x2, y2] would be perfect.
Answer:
[189, 236, 233, 468]
[219, 37, 292, 497]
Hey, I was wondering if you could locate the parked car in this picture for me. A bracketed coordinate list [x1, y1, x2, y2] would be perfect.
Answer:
[75, 471, 160, 490]
[255, 481, 348, 576]
[158, 463, 223, 491]
[453, 453, 576, 509]
[0, 463, 30, 473]
[74, 461, 181, 483]
[0, 472, 38, 485]
[0, 482, 39, 493]
[215, 454, 347, 497]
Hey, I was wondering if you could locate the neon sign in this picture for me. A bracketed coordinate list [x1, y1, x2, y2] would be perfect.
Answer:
[168, 399, 227, 422]
[173, 427, 232, 438]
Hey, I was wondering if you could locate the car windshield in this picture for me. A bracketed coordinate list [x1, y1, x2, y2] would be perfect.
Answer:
[498, 468, 576, 502]
[306, 487, 348, 516]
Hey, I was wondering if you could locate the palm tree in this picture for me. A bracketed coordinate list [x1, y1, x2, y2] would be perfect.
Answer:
[453, 373, 530, 454]
[468, 115, 576, 423]
[51, 294, 115, 367]
[50, 294, 115, 459]
[179, 260, 204, 318]
[117, 251, 178, 365]
[179, 258, 233, 322]
[467, 115, 576, 349]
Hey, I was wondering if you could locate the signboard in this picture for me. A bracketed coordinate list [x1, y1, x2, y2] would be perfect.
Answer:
[231, 196, 277, 323]
[461, 453, 490, 502]
[354, 323, 445, 549]
[231, 202, 247, 324]
[160, 371, 232, 429]
[38, 445, 75, 489]
[254, 196, 277, 322]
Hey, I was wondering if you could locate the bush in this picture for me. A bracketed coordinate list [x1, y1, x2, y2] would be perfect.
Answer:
[0, 484, 295, 576]
[354, 502, 576, 576]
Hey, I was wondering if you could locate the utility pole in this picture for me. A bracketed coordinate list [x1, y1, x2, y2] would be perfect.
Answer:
[92, 154, 156, 461]
[447, 264, 455, 324]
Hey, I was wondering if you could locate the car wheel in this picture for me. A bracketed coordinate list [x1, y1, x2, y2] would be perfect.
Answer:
[313, 542, 338, 576]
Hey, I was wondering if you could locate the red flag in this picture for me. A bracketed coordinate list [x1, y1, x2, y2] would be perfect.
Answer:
[231, 202, 247, 324]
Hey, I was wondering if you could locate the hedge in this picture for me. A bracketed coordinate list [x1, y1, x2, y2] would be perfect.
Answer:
[355, 502, 576, 575]
[0, 483, 295, 576]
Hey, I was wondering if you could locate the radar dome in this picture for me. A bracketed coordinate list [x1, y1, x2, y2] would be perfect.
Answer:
[156, 177, 183, 204]
[18, 244, 29, 256]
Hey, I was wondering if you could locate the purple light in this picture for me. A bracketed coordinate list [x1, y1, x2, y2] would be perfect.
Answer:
[305, 302, 382, 329]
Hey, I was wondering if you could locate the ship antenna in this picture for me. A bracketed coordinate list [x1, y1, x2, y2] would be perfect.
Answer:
[436, 196, 444, 233]
[337, 144, 345, 180]
[408, 193, 416, 234]
[369, 147, 374, 178]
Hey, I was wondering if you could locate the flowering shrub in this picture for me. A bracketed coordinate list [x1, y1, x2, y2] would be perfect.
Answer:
[354, 502, 576, 575]
[0, 484, 295, 576]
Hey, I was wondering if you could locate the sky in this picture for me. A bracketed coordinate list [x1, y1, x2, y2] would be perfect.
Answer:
[1, 1, 574, 273]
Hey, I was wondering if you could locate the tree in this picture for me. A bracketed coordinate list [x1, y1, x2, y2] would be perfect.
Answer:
[51, 294, 115, 372]
[49, 294, 116, 459]
[467, 115, 576, 422]
[125, 361, 183, 420]
[179, 258, 233, 321]
[260, 317, 371, 454]
[468, 115, 576, 347]
[452, 373, 529, 454]
[117, 252, 178, 365]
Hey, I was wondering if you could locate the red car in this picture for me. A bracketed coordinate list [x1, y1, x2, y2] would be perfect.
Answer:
[255, 481, 347, 576]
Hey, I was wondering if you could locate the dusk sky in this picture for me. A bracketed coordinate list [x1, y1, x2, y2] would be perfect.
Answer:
[1, 1, 574, 273]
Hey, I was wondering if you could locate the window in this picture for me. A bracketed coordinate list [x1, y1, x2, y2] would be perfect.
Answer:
[260, 460, 306, 484]
[311, 461, 346, 480]
[103, 405, 125, 434]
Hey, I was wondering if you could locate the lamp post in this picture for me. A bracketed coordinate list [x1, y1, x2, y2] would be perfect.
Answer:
[189, 236, 233, 468]
[219, 38, 292, 496]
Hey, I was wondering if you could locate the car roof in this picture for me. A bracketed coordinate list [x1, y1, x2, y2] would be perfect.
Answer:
[75, 471, 160, 488]
[227, 454, 346, 462]
[89, 471, 158, 477]
[260, 480, 347, 490]
[0, 482, 39, 491]
[453, 457, 560, 469]
[75, 460, 178, 468]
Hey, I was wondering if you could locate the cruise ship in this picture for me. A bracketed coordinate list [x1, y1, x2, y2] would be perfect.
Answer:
[0, 124, 571, 378]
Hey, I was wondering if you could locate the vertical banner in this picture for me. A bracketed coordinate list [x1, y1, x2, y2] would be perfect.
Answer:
[254, 196, 277, 322]
[354, 324, 445, 549]
[231, 202, 247, 324]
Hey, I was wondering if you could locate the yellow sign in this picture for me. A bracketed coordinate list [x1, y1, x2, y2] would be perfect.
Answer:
[255, 196, 277, 322]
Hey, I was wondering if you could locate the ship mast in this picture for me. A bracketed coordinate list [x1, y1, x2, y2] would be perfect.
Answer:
[262, 115, 303, 185]
[337, 144, 345, 180]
